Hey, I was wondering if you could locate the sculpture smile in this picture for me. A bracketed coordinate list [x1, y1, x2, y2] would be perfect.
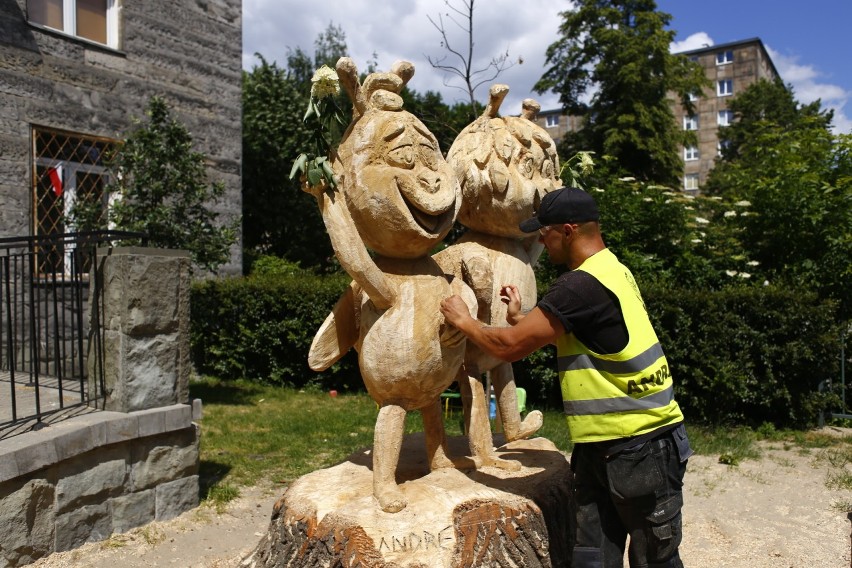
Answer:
[399, 188, 454, 234]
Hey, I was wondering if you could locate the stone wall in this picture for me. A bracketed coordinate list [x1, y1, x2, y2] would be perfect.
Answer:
[0, 0, 243, 274]
[0, 247, 202, 566]
[0, 405, 200, 566]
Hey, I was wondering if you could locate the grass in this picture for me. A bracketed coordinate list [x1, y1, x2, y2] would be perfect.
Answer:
[190, 377, 852, 508]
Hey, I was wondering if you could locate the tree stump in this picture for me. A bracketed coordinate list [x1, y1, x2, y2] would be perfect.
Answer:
[243, 434, 574, 568]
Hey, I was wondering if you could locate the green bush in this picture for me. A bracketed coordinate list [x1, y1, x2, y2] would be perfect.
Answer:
[190, 267, 360, 389]
[644, 282, 842, 428]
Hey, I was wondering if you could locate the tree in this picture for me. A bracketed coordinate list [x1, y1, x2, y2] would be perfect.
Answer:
[242, 54, 334, 271]
[242, 23, 354, 273]
[76, 96, 237, 272]
[534, 0, 708, 186]
[705, 80, 851, 320]
[425, 0, 515, 121]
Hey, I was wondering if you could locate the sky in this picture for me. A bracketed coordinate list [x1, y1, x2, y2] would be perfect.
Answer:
[242, 0, 852, 135]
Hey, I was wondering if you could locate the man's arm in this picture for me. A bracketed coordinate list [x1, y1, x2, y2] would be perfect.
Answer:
[440, 295, 563, 362]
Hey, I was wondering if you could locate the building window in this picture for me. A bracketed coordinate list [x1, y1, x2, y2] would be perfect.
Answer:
[717, 80, 733, 97]
[684, 146, 699, 161]
[718, 109, 734, 126]
[32, 126, 118, 274]
[684, 174, 699, 192]
[27, 0, 119, 48]
[688, 91, 699, 102]
[716, 50, 734, 65]
[717, 139, 731, 157]
[683, 115, 698, 131]
[545, 114, 559, 128]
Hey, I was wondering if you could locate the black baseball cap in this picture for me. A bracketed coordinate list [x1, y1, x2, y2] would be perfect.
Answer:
[519, 187, 600, 233]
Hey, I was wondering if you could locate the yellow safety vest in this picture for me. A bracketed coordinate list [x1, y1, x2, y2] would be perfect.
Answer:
[557, 249, 684, 443]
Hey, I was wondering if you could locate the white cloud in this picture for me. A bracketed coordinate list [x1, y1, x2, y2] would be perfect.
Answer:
[242, 0, 564, 117]
[670, 32, 714, 54]
[766, 46, 851, 134]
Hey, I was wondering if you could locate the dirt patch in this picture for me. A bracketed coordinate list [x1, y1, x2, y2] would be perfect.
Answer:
[29, 430, 852, 568]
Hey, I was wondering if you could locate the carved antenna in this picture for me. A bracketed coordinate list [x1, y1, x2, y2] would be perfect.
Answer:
[484, 84, 509, 118]
[336, 57, 367, 117]
[521, 98, 541, 121]
[390, 61, 415, 88]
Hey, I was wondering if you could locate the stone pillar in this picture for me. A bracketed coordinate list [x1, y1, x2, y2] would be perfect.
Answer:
[88, 247, 191, 412]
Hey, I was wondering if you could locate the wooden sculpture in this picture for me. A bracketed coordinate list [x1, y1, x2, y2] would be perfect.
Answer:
[434, 84, 562, 470]
[302, 57, 477, 513]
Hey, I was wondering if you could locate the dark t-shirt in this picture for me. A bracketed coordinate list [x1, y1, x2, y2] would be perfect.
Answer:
[538, 269, 629, 355]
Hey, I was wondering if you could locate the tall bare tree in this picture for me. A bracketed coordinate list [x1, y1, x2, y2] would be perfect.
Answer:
[426, 0, 516, 120]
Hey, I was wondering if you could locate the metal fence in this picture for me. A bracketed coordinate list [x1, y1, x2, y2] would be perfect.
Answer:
[0, 230, 146, 434]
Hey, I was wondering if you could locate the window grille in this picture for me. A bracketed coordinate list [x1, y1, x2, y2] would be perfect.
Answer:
[31, 126, 117, 276]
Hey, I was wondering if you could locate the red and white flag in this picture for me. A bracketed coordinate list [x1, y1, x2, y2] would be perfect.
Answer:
[47, 165, 63, 197]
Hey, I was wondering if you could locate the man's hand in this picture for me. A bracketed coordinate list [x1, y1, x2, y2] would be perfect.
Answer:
[440, 294, 473, 328]
[500, 284, 523, 325]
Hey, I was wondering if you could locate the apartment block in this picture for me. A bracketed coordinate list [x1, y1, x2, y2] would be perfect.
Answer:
[531, 37, 780, 194]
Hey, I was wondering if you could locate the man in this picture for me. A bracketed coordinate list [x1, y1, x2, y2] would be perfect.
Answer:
[440, 187, 692, 568]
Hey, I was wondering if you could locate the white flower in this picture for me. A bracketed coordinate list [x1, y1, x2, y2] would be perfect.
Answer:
[643, 197, 653, 202]
[684, 194, 695, 200]
[747, 260, 760, 266]
[593, 188, 605, 193]
[723, 211, 737, 218]
[684, 206, 694, 211]
[739, 272, 751, 279]
[710, 196, 722, 201]
[735, 200, 752, 207]
[619, 176, 636, 182]
[726, 270, 737, 277]
[695, 217, 709, 224]
[579, 152, 595, 173]
[310, 65, 340, 99]
[691, 239, 702, 243]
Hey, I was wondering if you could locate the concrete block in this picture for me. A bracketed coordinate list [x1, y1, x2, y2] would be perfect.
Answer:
[54, 502, 112, 552]
[51, 421, 96, 462]
[111, 489, 155, 533]
[162, 404, 192, 432]
[14, 435, 57, 477]
[191, 398, 203, 421]
[55, 453, 128, 513]
[131, 428, 198, 490]
[0, 479, 55, 567]
[104, 413, 139, 444]
[155, 475, 199, 521]
[135, 407, 166, 437]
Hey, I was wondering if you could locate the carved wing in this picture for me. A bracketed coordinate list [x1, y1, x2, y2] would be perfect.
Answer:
[307, 281, 360, 371]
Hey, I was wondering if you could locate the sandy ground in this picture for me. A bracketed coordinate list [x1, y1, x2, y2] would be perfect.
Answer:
[30, 429, 852, 568]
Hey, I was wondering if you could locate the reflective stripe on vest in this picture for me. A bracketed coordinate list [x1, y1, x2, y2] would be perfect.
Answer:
[558, 342, 665, 375]
[563, 384, 674, 415]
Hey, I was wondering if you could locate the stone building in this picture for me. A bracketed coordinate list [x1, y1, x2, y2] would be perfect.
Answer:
[532, 37, 781, 194]
[0, 0, 243, 274]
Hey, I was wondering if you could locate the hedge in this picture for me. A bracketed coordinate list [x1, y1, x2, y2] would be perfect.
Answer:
[191, 269, 360, 389]
[190, 272, 843, 428]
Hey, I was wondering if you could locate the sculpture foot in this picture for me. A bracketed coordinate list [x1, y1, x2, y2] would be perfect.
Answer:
[480, 455, 522, 472]
[376, 485, 407, 513]
[505, 410, 543, 442]
[431, 453, 477, 471]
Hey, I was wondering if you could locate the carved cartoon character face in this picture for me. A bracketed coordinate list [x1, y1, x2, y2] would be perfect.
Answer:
[340, 109, 459, 258]
[448, 115, 560, 238]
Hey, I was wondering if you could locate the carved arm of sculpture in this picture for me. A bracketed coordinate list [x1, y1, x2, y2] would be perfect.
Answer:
[304, 181, 395, 310]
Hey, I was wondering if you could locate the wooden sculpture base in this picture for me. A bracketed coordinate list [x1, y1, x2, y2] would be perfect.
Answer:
[243, 434, 574, 568]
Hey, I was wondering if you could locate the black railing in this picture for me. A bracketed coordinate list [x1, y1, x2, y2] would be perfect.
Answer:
[0, 230, 147, 433]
